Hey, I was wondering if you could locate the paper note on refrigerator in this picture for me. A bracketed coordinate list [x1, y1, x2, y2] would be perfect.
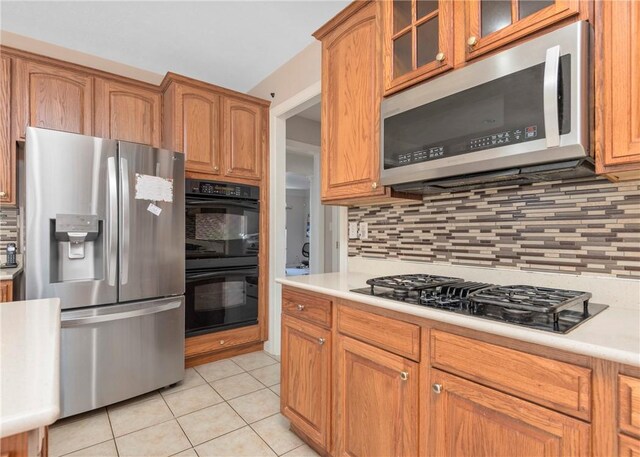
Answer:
[135, 174, 173, 202]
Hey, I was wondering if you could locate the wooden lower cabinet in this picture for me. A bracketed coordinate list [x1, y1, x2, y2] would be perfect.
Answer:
[281, 314, 331, 450]
[0, 280, 14, 302]
[430, 369, 591, 456]
[334, 334, 418, 457]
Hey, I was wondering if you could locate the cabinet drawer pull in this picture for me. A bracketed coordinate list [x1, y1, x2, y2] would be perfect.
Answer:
[213, 166, 219, 172]
[220, 339, 226, 345]
[432, 383, 443, 394]
[297, 304, 305, 311]
[318, 337, 326, 345]
[400, 371, 409, 381]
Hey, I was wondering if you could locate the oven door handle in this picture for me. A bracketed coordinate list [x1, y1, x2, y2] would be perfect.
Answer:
[186, 199, 259, 210]
[186, 269, 258, 281]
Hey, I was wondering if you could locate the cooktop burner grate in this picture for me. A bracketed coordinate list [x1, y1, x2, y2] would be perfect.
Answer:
[365, 274, 463, 292]
[469, 285, 592, 315]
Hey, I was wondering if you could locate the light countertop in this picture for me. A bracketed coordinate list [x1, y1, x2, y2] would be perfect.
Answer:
[0, 298, 61, 438]
[0, 254, 23, 280]
[277, 272, 640, 367]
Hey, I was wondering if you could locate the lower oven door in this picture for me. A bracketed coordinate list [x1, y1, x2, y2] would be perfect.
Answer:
[185, 267, 258, 336]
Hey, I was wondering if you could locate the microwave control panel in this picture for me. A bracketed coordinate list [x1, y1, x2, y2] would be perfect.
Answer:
[469, 125, 538, 151]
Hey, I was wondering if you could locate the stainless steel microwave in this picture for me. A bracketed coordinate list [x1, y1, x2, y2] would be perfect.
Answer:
[381, 21, 591, 193]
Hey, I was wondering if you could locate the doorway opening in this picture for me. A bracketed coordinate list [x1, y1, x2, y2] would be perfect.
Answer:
[267, 84, 347, 355]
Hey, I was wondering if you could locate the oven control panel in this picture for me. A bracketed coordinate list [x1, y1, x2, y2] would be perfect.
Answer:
[186, 179, 259, 200]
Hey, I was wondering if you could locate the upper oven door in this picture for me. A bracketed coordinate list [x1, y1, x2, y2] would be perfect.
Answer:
[185, 196, 259, 262]
[380, 21, 589, 187]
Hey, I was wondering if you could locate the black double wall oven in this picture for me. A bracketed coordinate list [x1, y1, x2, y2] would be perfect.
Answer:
[185, 179, 260, 337]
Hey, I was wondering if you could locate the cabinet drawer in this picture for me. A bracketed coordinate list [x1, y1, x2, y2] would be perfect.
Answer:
[430, 330, 591, 420]
[185, 324, 261, 358]
[282, 288, 332, 328]
[337, 305, 420, 361]
[620, 375, 640, 438]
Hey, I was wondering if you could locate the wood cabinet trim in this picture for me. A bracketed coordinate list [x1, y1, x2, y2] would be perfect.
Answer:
[619, 433, 640, 457]
[313, 0, 372, 40]
[0, 55, 14, 205]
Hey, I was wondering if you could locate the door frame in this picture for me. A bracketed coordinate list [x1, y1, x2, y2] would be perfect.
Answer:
[267, 82, 348, 355]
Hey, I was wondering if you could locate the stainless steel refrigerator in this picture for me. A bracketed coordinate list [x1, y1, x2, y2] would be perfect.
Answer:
[22, 127, 185, 418]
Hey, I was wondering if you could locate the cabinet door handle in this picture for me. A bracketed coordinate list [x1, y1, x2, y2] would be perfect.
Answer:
[400, 371, 409, 381]
[318, 337, 325, 345]
[371, 181, 378, 189]
[432, 383, 443, 394]
[435, 52, 445, 62]
[297, 304, 305, 311]
[213, 166, 219, 172]
[0, 191, 6, 197]
[467, 36, 478, 47]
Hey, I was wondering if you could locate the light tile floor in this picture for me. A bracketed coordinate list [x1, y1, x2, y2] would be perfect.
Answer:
[49, 351, 319, 457]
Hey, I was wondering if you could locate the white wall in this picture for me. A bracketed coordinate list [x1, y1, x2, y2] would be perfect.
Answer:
[286, 189, 309, 267]
[286, 116, 321, 146]
[248, 42, 321, 109]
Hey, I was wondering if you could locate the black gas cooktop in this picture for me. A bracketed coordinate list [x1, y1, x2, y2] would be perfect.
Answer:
[351, 274, 608, 334]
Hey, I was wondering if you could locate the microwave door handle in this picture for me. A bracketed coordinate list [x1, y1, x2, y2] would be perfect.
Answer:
[543, 45, 561, 148]
[107, 157, 118, 286]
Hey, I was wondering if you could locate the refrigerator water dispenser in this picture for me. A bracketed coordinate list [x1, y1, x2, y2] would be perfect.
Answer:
[54, 214, 99, 259]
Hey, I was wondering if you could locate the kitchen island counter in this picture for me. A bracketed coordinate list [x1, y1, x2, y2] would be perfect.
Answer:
[0, 298, 61, 438]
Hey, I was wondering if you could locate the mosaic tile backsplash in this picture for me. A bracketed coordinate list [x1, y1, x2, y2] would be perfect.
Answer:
[0, 207, 19, 252]
[348, 178, 640, 278]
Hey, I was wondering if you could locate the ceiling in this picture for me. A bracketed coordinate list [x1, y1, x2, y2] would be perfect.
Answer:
[0, 1, 349, 92]
[296, 102, 321, 122]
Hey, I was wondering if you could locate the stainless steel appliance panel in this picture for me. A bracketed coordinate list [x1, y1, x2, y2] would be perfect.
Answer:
[59, 296, 185, 418]
[118, 142, 185, 302]
[24, 127, 118, 309]
[380, 21, 589, 186]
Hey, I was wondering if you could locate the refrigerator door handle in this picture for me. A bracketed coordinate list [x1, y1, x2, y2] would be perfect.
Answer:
[120, 157, 130, 285]
[61, 300, 181, 327]
[107, 157, 118, 286]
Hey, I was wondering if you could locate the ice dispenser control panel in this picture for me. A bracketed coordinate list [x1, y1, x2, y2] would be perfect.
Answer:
[54, 214, 99, 259]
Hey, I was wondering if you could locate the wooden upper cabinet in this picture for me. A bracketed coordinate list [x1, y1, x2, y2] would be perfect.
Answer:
[595, 0, 640, 180]
[163, 82, 221, 176]
[463, 0, 581, 61]
[94, 78, 160, 147]
[0, 55, 14, 205]
[281, 315, 331, 450]
[223, 97, 262, 180]
[316, 2, 385, 202]
[382, 0, 454, 94]
[334, 334, 418, 457]
[430, 369, 591, 456]
[14, 59, 93, 139]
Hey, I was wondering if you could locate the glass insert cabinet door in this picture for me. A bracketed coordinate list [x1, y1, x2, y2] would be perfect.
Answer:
[464, 0, 582, 61]
[382, 0, 454, 94]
